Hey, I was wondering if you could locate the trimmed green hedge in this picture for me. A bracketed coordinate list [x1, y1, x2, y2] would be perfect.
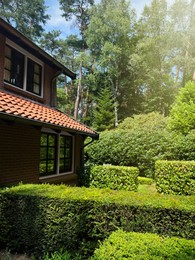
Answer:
[138, 176, 154, 185]
[155, 160, 195, 195]
[0, 184, 195, 258]
[90, 165, 139, 191]
[92, 230, 195, 259]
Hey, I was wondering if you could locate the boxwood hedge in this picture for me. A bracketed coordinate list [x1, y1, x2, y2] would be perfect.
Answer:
[92, 230, 195, 259]
[0, 184, 195, 258]
[155, 160, 195, 195]
[89, 165, 139, 191]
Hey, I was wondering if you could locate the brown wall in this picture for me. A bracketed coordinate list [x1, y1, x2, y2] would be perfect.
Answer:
[0, 121, 40, 186]
[0, 33, 5, 89]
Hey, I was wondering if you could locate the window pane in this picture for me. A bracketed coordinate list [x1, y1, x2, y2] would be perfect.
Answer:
[48, 135, 55, 146]
[41, 134, 47, 146]
[48, 160, 55, 173]
[65, 148, 71, 158]
[48, 148, 55, 159]
[65, 160, 71, 171]
[59, 159, 65, 172]
[40, 147, 47, 160]
[40, 161, 46, 174]
[60, 147, 65, 158]
[60, 136, 65, 146]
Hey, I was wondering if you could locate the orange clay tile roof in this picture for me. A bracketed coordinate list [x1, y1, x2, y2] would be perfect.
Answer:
[0, 90, 98, 137]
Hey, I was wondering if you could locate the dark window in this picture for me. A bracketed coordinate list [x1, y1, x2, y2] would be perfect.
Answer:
[27, 58, 42, 95]
[40, 133, 57, 176]
[4, 45, 24, 88]
[59, 136, 73, 173]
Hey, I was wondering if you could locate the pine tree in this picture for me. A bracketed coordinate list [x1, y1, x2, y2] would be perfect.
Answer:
[92, 87, 115, 132]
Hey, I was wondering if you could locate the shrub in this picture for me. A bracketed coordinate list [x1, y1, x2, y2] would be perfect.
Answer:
[155, 160, 195, 195]
[92, 230, 195, 260]
[85, 113, 179, 178]
[0, 184, 195, 258]
[138, 177, 154, 185]
[90, 165, 139, 191]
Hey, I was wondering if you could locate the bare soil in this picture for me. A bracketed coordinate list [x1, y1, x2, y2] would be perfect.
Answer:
[0, 251, 31, 260]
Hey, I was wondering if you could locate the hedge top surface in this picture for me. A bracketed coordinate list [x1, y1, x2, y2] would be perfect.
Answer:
[1, 184, 195, 212]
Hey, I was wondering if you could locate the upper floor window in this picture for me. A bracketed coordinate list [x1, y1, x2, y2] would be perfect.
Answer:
[4, 45, 24, 88]
[3, 40, 43, 97]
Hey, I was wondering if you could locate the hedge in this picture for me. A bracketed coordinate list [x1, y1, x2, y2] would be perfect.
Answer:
[0, 184, 195, 258]
[138, 176, 154, 185]
[155, 160, 195, 195]
[89, 165, 139, 191]
[92, 230, 195, 259]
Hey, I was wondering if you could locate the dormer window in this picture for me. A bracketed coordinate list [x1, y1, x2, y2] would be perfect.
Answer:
[4, 40, 43, 97]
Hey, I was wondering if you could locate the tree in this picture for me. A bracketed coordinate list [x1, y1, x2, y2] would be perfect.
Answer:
[59, 0, 95, 120]
[92, 87, 115, 131]
[135, 0, 177, 116]
[168, 80, 195, 134]
[86, 0, 137, 125]
[0, 0, 49, 41]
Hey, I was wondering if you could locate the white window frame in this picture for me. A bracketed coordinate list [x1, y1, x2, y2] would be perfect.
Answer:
[4, 38, 44, 98]
[39, 128, 75, 180]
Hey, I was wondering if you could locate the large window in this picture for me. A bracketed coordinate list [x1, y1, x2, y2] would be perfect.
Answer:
[4, 41, 43, 97]
[40, 132, 73, 177]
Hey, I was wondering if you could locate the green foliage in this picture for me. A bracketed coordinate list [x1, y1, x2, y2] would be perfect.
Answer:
[155, 160, 195, 195]
[138, 177, 154, 185]
[92, 87, 115, 131]
[90, 165, 139, 191]
[92, 230, 195, 260]
[43, 249, 82, 260]
[86, 113, 176, 177]
[0, 184, 195, 258]
[0, 0, 49, 41]
[168, 81, 195, 134]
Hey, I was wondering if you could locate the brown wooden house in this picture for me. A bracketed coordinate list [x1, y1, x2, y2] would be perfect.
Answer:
[0, 18, 98, 187]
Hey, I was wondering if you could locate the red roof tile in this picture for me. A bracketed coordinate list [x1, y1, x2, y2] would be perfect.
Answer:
[0, 90, 98, 137]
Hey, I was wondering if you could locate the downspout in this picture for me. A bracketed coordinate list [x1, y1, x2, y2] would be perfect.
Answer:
[50, 70, 63, 107]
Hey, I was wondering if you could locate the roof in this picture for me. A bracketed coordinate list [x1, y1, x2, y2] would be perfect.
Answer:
[0, 18, 76, 80]
[0, 90, 98, 138]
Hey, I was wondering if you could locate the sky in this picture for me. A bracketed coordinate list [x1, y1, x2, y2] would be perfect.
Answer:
[44, 0, 174, 38]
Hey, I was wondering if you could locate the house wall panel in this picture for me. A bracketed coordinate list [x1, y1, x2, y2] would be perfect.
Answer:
[0, 121, 40, 186]
[0, 33, 5, 89]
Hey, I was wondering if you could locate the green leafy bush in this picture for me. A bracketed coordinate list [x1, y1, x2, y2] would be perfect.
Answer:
[138, 176, 154, 185]
[90, 165, 139, 191]
[155, 160, 195, 195]
[92, 230, 195, 260]
[0, 184, 195, 258]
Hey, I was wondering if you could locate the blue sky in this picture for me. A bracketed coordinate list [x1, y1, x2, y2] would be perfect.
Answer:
[44, 0, 174, 38]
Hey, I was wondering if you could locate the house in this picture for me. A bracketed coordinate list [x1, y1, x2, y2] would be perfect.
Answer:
[0, 18, 98, 187]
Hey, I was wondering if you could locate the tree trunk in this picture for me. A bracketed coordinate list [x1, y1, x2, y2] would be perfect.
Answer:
[74, 61, 82, 120]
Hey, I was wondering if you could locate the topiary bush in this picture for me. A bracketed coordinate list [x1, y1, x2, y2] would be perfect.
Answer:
[92, 230, 195, 260]
[90, 165, 139, 191]
[155, 160, 195, 195]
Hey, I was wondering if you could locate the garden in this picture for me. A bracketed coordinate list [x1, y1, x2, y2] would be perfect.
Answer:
[0, 81, 195, 259]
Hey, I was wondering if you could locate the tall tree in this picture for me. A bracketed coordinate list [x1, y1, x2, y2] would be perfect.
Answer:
[135, 0, 177, 116]
[86, 0, 137, 125]
[59, 0, 94, 120]
[170, 0, 195, 86]
[0, 0, 49, 41]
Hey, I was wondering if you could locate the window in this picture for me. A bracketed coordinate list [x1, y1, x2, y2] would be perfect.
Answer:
[40, 133, 57, 177]
[4, 40, 43, 97]
[27, 58, 42, 95]
[4, 45, 24, 88]
[59, 136, 73, 173]
[40, 132, 73, 177]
